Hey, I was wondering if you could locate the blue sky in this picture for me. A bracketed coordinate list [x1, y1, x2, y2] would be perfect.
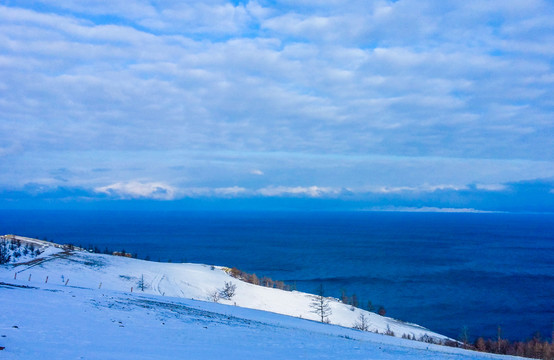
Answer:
[0, 0, 553, 211]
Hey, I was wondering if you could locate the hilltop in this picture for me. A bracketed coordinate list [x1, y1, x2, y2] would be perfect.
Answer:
[0, 235, 523, 359]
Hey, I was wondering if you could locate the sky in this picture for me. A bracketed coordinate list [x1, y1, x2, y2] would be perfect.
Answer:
[0, 0, 553, 212]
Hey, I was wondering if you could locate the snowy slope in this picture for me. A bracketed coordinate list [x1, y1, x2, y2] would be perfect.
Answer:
[1, 281, 526, 360]
[2, 235, 440, 339]
[0, 236, 525, 359]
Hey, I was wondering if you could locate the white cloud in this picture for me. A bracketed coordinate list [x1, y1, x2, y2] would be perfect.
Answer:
[94, 181, 177, 200]
[1, 0, 554, 199]
[367, 206, 497, 214]
[475, 184, 508, 191]
[2, 2, 552, 160]
[425, 184, 469, 191]
[373, 184, 468, 194]
[213, 186, 248, 196]
[374, 186, 417, 194]
[89, 181, 515, 200]
[263, 13, 336, 38]
[257, 186, 343, 197]
[245, 1, 273, 20]
[155, 3, 251, 34]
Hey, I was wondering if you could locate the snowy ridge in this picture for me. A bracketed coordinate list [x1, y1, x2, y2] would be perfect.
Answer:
[2, 235, 437, 339]
[0, 235, 523, 359]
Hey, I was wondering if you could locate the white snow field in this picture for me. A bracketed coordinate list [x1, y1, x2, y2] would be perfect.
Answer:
[0, 236, 524, 359]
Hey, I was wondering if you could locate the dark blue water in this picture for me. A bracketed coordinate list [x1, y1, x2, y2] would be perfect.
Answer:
[1, 210, 553, 341]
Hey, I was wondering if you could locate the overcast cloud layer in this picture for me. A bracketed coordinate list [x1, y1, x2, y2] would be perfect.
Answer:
[1, 0, 553, 210]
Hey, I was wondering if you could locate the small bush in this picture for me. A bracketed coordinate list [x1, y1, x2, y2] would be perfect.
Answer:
[209, 290, 220, 302]
[353, 313, 370, 331]
[219, 281, 236, 300]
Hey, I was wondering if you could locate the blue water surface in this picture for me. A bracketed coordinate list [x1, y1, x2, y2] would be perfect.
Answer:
[1, 210, 552, 341]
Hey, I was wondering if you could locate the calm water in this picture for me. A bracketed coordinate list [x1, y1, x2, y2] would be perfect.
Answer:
[1, 210, 553, 341]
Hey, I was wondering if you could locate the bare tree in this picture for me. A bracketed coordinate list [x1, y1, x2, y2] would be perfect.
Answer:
[0, 240, 10, 264]
[366, 300, 375, 312]
[350, 293, 359, 308]
[261, 276, 273, 288]
[137, 274, 146, 291]
[340, 289, 349, 304]
[460, 326, 470, 349]
[249, 273, 260, 285]
[274, 280, 286, 290]
[219, 281, 236, 300]
[353, 313, 370, 331]
[209, 290, 220, 302]
[310, 284, 332, 323]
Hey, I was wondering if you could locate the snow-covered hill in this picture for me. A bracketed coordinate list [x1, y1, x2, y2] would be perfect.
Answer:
[0, 235, 523, 359]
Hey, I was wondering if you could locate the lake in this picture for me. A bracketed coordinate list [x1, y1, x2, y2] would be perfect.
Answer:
[1, 209, 552, 341]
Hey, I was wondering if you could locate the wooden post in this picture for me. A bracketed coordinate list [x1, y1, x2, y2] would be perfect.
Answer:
[28, 274, 31, 281]
[65, 279, 69, 286]
[131, 287, 133, 292]
[14, 273, 16, 280]
[45, 276, 48, 283]
[99, 282, 102, 289]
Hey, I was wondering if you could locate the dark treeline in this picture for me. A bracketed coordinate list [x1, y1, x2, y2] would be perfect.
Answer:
[339, 288, 386, 316]
[227, 267, 292, 291]
[396, 324, 554, 360]
[462, 331, 553, 360]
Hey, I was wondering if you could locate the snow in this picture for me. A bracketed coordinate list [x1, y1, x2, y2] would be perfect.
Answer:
[0, 236, 524, 359]
[0, 235, 63, 264]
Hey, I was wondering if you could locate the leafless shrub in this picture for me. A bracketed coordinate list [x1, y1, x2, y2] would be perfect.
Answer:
[353, 313, 370, 331]
[219, 281, 236, 300]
